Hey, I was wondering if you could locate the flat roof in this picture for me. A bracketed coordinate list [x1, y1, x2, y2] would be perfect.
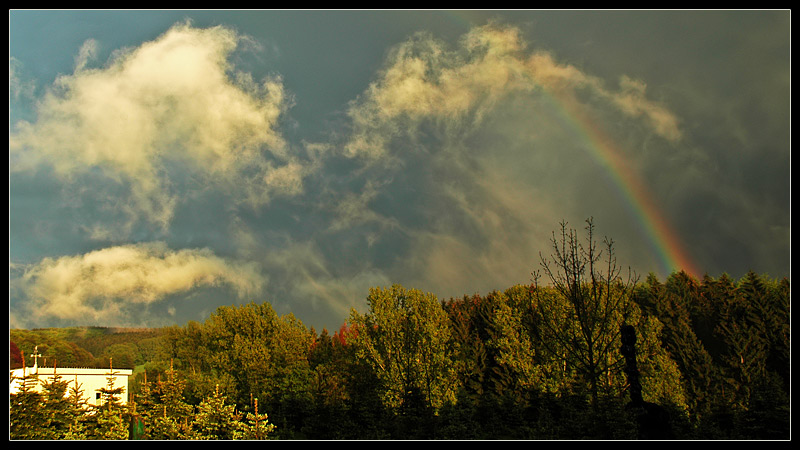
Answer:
[11, 367, 133, 375]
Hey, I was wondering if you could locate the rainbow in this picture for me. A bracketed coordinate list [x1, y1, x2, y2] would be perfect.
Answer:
[548, 94, 701, 278]
[439, 12, 702, 278]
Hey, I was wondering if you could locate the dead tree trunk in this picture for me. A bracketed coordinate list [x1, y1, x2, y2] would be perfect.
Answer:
[620, 324, 673, 439]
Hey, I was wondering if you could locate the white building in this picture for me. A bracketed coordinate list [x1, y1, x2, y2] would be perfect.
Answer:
[9, 346, 133, 407]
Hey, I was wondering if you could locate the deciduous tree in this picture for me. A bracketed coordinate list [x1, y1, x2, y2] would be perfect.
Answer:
[349, 285, 457, 413]
[532, 218, 639, 409]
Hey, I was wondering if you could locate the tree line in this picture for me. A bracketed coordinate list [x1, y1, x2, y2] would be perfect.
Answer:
[10, 327, 163, 370]
[10, 220, 790, 439]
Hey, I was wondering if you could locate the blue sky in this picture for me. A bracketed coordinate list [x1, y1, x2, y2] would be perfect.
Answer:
[9, 10, 790, 331]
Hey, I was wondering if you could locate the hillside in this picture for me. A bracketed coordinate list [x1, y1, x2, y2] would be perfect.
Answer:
[10, 326, 165, 370]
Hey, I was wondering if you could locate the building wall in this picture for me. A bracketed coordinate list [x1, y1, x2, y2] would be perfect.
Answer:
[9, 367, 132, 407]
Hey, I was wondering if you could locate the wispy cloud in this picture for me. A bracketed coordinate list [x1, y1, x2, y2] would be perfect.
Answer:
[12, 242, 264, 327]
[328, 23, 685, 299]
[258, 238, 391, 323]
[344, 24, 681, 162]
[9, 57, 36, 101]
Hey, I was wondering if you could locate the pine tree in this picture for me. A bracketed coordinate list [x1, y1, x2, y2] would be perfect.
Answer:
[238, 397, 277, 440]
[82, 359, 129, 440]
[639, 274, 718, 423]
[442, 293, 497, 403]
[130, 371, 158, 439]
[62, 374, 90, 439]
[192, 384, 246, 440]
[9, 366, 47, 440]
[736, 272, 790, 390]
[151, 361, 195, 439]
[38, 363, 81, 439]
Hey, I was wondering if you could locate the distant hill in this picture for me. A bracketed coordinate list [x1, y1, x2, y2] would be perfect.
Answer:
[10, 326, 166, 370]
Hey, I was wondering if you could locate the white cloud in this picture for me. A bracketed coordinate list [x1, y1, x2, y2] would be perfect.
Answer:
[9, 22, 300, 232]
[14, 242, 264, 326]
[73, 38, 99, 73]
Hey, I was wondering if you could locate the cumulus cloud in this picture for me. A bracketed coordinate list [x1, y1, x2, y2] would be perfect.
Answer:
[13, 242, 264, 326]
[9, 21, 299, 232]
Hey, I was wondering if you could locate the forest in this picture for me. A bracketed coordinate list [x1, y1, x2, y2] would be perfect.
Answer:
[9, 222, 790, 440]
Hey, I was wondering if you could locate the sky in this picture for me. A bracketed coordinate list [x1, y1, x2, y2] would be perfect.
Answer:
[9, 10, 791, 332]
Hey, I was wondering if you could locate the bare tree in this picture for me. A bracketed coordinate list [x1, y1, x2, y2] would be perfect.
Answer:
[532, 217, 639, 409]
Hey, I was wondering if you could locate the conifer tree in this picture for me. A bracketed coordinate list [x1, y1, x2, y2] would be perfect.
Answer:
[443, 293, 496, 403]
[192, 384, 246, 440]
[9, 364, 47, 440]
[62, 374, 90, 439]
[38, 364, 80, 439]
[130, 371, 158, 438]
[146, 360, 195, 439]
[82, 359, 129, 440]
[638, 274, 718, 422]
[736, 272, 790, 390]
[239, 397, 277, 440]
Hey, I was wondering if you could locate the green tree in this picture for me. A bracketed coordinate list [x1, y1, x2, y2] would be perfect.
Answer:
[161, 301, 314, 438]
[239, 397, 278, 440]
[137, 361, 195, 439]
[9, 332, 96, 368]
[101, 343, 137, 369]
[192, 385, 246, 440]
[38, 368, 84, 439]
[487, 287, 563, 397]
[735, 272, 790, 391]
[9, 370, 47, 439]
[308, 328, 349, 406]
[314, 323, 389, 439]
[627, 308, 688, 409]
[349, 285, 458, 414]
[636, 273, 716, 421]
[443, 291, 515, 407]
[59, 374, 91, 439]
[82, 360, 129, 440]
[305, 326, 358, 438]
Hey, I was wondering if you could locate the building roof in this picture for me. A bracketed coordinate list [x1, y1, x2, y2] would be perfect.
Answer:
[11, 367, 133, 376]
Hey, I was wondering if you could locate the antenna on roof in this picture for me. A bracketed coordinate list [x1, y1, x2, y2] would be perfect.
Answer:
[30, 346, 42, 373]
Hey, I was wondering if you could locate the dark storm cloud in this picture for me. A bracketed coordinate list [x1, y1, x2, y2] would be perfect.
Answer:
[9, 11, 789, 332]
